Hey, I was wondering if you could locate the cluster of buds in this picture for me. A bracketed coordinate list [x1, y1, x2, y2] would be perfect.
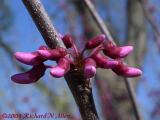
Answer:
[11, 34, 142, 84]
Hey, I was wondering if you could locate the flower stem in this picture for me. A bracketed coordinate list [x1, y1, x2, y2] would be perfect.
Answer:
[72, 43, 79, 57]
[65, 69, 99, 120]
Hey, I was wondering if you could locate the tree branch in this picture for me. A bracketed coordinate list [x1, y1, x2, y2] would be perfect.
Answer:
[71, 1, 120, 119]
[22, 0, 98, 119]
[83, 0, 142, 120]
[22, 0, 65, 48]
[138, 0, 160, 50]
[83, 0, 115, 45]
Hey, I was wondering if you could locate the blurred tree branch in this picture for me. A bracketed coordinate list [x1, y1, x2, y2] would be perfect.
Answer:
[0, 0, 13, 31]
[138, 0, 160, 51]
[126, 0, 147, 119]
[83, 0, 115, 45]
[83, 0, 143, 120]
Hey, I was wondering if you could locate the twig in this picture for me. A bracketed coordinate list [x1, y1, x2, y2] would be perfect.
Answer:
[138, 0, 160, 50]
[124, 78, 142, 120]
[83, 0, 115, 45]
[83, 0, 142, 120]
[22, 0, 98, 119]
[22, 0, 65, 49]
[138, 0, 159, 36]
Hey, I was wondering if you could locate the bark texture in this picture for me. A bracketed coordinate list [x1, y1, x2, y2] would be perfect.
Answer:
[22, 0, 99, 119]
[71, 0, 119, 119]
[72, 0, 146, 119]
[65, 69, 98, 120]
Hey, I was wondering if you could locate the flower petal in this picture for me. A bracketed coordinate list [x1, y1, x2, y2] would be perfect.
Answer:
[37, 48, 67, 60]
[92, 53, 118, 69]
[112, 62, 142, 77]
[85, 34, 105, 49]
[50, 57, 70, 78]
[11, 64, 46, 84]
[38, 45, 49, 50]
[62, 34, 73, 48]
[84, 58, 96, 78]
[50, 66, 65, 78]
[124, 67, 142, 77]
[119, 46, 133, 58]
[14, 52, 45, 65]
[103, 41, 133, 58]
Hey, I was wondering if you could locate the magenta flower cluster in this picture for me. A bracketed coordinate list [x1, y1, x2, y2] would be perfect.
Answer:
[11, 34, 142, 84]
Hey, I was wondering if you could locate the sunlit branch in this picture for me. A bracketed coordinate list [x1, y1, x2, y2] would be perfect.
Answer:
[22, 0, 99, 119]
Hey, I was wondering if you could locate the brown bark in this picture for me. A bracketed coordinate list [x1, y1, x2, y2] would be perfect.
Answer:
[75, 0, 146, 120]
[72, 1, 120, 119]
[22, 0, 99, 119]
[65, 69, 98, 120]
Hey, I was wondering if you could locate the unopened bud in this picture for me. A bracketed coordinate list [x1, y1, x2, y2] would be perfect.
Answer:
[62, 34, 73, 48]
[84, 58, 96, 78]
[85, 34, 105, 49]
[112, 62, 142, 77]
[14, 52, 45, 65]
[50, 58, 70, 78]
[92, 53, 118, 69]
[38, 45, 49, 50]
[103, 42, 133, 58]
[11, 64, 46, 84]
[37, 47, 67, 60]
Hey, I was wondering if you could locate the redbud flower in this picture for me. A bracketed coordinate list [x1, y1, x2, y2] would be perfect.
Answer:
[62, 34, 73, 48]
[85, 34, 105, 49]
[103, 41, 133, 59]
[14, 52, 45, 65]
[38, 45, 49, 50]
[11, 33, 142, 84]
[112, 61, 142, 77]
[14, 46, 49, 65]
[92, 52, 118, 69]
[37, 47, 67, 60]
[11, 63, 46, 84]
[50, 57, 70, 78]
[84, 58, 96, 78]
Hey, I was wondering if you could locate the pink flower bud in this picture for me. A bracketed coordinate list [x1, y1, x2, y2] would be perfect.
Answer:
[14, 52, 45, 65]
[11, 64, 46, 84]
[103, 42, 133, 58]
[50, 58, 70, 78]
[85, 34, 105, 49]
[62, 34, 73, 48]
[119, 46, 133, 57]
[38, 45, 49, 50]
[112, 62, 142, 77]
[84, 58, 96, 78]
[92, 53, 118, 69]
[37, 47, 67, 60]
